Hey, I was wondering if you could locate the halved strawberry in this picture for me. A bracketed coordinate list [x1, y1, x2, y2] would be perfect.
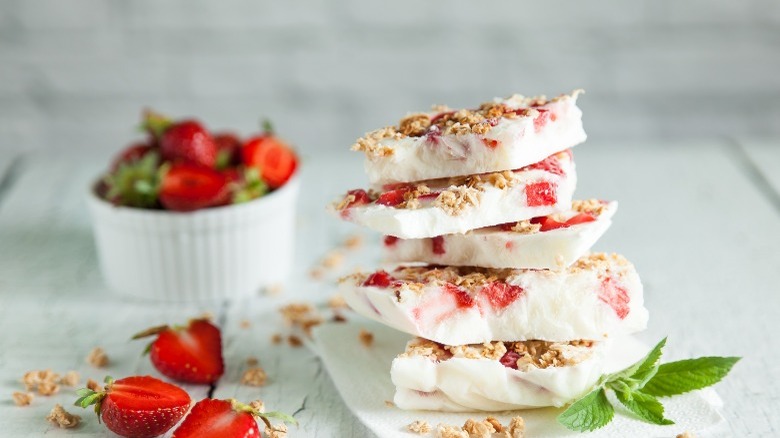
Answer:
[74, 375, 190, 438]
[161, 120, 218, 168]
[159, 163, 230, 212]
[132, 318, 224, 384]
[172, 398, 296, 438]
[242, 131, 297, 189]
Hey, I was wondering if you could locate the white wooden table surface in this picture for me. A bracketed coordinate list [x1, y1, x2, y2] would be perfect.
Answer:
[0, 140, 778, 437]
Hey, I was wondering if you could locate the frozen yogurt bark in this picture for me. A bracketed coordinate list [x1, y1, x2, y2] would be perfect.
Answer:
[331, 150, 576, 239]
[383, 200, 616, 270]
[353, 90, 585, 185]
[391, 336, 642, 411]
[339, 253, 648, 345]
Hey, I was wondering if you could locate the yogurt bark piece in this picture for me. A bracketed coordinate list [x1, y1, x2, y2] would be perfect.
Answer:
[331, 150, 576, 239]
[391, 336, 644, 411]
[384, 199, 617, 270]
[352, 90, 585, 185]
[339, 253, 648, 345]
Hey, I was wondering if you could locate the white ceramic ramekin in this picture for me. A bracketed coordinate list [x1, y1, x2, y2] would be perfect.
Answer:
[87, 174, 300, 302]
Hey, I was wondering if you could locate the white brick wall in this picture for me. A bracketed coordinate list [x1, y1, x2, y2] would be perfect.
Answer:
[0, 0, 778, 154]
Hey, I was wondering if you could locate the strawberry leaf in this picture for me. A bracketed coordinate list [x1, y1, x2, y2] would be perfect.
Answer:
[261, 410, 298, 426]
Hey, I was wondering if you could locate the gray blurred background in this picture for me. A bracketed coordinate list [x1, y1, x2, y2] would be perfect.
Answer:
[1, 0, 778, 155]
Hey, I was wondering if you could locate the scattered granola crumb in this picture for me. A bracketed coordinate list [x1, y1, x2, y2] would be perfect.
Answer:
[288, 335, 303, 348]
[507, 416, 525, 438]
[309, 267, 325, 280]
[332, 312, 347, 323]
[343, 234, 363, 250]
[676, 433, 696, 438]
[46, 404, 81, 429]
[328, 294, 348, 310]
[59, 371, 80, 387]
[266, 283, 284, 296]
[264, 423, 288, 438]
[462, 418, 496, 438]
[384, 400, 395, 407]
[485, 416, 504, 433]
[12, 391, 33, 406]
[22, 370, 59, 391]
[246, 357, 259, 367]
[249, 400, 265, 413]
[435, 423, 468, 438]
[279, 302, 323, 335]
[241, 367, 268, 387]
[86, 379, 102, 392]
[321, 250, 344, 269]
[407, 420, 431, 434]
[37, 381, 60, 396]
[240, 319, 251, 329]
[359, 329, 374, 347]
[271, 333, 283, 345]
[86, 347, 109, 368]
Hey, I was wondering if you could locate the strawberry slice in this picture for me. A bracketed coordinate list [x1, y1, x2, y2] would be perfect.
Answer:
[376, 188, 409, 207]
[159, 163, 230, 212]
[565, 212, 597, 226]
[242, 134, 297, 189]
[362, 270, 395, 288]
[525, 181, 557, 207]
[132, 318, 224, 384]
[160, 120, 218, 168]
[172, 398, 296, 438]
[74, 376, 190, 438]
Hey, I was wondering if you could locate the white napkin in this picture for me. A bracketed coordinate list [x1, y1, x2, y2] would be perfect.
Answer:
[311, 319, 727, 438]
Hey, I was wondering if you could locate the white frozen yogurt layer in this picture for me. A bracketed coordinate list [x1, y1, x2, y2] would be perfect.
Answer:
[352, 90, 586, 185]
[330, 150, 576, 239]
[384, 200, 617, 270]
[339, 253, 648, 345]
[391, 336, 646, 411]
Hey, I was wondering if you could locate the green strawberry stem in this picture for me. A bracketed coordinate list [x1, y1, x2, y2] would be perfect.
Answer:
[229, 399, 298, 429]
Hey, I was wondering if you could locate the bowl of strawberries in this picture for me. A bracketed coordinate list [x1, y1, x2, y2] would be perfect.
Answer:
[88, 111, 299, 301]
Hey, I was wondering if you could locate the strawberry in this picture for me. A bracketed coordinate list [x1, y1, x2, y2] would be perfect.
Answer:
[214, 132, 243, 169]
[159, 163, 230, 212]
[111, 143, 154, 171]
[172, 398, 296, 438]
[524, 181, 557, 207]
[362, 270, 395, 288]
[242, 122, 297, 189]
[564, 212, 597, 226]
[132, 318, 224, 384]
[74, 375, 190, 438]
[104, 151, 163, 209]
[376, 188, 408, 207]
[161, 120, 218, 168]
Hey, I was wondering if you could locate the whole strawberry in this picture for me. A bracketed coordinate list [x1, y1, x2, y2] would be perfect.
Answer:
[133, 318, 224, 384]
[161, 120, 218, 168]
[172, 398, 296, 438]
[74, 376, 190, 438]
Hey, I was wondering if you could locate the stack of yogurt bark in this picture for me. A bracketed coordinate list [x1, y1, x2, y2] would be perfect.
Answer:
[331, 90, 649, 411]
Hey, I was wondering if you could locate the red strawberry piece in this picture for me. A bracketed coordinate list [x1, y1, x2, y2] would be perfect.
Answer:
[172, 398, 296, 438]
[443, 283, 475, 309]
[345, 189, 371, 208]
[159, 163, 230, 212]
[565, 212, 597, 226]
[242, 135, 297, 189]
[499, 351, 521, 370]
[383, 235, 400, 247]
[599, 277, 630, 319]
[213, 132, 243, 168]
[525, 153, 565, 176]
[376, 188, 409, 207]
[74, 376, 190, 438]
[535, 216, 567, 232]
[362, 270, 395, 288]
[431, 236, 446, 255]
[480, 281, 524, 310]
[161, 120, 218, 168]
[525, 181, 557, 207]
[111, 143, 154, 171]
[482, 138, 499, 149]
[132, 318, 224, 384]
[533, 109, 551, 132]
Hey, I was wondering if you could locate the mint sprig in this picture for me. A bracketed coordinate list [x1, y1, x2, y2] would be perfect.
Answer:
[556, 338, 740, 432]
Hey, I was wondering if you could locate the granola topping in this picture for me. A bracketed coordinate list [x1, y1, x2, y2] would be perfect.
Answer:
[351, 126, 400, 157]
[46, 404, 81, 429]
[572, 198, 607, 216]
[509, 219, 541, 234]
[434, 186, 482, 216]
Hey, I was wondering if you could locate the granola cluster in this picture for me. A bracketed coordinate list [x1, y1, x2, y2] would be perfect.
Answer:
[401, 338, 595, 371]
[433, 186, 482, 216]
[508, 219, 541, 234]
[388, 265, 517, 290]
[415, 415, 525, 438]
[570, 252, 630, 275]
[572, 198, 608, 216]
[279, 302, 323, 336]
[46, 404, 81, 429]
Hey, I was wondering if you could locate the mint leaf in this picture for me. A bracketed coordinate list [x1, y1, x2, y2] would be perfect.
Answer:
[557, 388, 614, 432]
[643, 356, 740, 397]
[608, 337, 666, 383]
[615, 390, 674, 425]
